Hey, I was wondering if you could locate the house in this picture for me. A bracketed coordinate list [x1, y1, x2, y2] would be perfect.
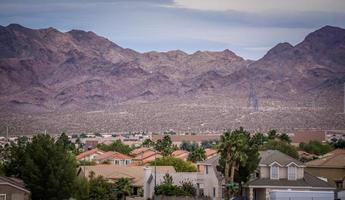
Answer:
[143, 167, 198, 199]
[244, 150, 335, 200]
[76, 148, 104, 161]
[205, 148, 218, 159]
[152, 134, 221, 146]
[133, 149, 162, 165]
[130, 147, 150, 156]
[0, 176, 30, 200]
[171, 150, 189, 161]
[79, 165, 175, 196]
[143, 154, 224, 200]
[94, 151, 132, 165]
[196, 154, 224, 200]
[306, 148, 345, 190]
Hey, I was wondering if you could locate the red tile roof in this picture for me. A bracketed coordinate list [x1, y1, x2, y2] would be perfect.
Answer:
[130, 147, 150, 156]
[205, 148, 217, 158]
[172, 150, 189, 157]
[94, 151, 132, 161]
[133, 150, 160, 161]
[76, 148, 103, 160]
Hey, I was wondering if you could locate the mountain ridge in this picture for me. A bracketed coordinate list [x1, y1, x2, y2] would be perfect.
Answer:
[0, 24, 344, 133]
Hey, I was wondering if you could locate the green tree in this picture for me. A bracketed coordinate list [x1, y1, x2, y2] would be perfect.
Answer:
[262, 140, 299, 158]
[2, 136, 29, 177]
[332, 139, 345, 148]
[73, 176, 90, 200]
[299, 140, 333, 155]
[56, 132, 76, 153]
[97, 140, 132, 155]
[114, 178, 132, 200]
[180, 141, 199, 152]
[2, 134, 83, 200]
[187, 147, 206, 162]
[218, 128, 258, 199]
[88, 175, 114, 200]
[142, 139, 155, 148]
[150, 156, 196, 172]
[155, 135, 173, 152]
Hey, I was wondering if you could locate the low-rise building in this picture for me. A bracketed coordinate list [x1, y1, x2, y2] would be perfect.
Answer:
[133, 150, 162, 165]
[306, 148, 345, 190]
[80, 165, 175, 196]
[94, 151, 132, 165]
[76, 148, 105, 161]
[171, 150, 189, 161]
[244, 150, 335, 200]
[0, 176, 30, 200]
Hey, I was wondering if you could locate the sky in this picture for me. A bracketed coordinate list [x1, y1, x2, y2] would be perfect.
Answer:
[0, 0, 345, 60]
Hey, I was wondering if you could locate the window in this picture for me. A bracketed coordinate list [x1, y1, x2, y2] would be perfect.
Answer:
[288, 165, 297, 180]
[205, 165, 209, 174]
[270, 165, 279, 179]
[213, 187, 216, 197]
[0, 194, 6, 200]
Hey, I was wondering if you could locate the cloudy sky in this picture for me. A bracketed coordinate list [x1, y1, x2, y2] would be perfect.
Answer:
[0, 0, 345, 59]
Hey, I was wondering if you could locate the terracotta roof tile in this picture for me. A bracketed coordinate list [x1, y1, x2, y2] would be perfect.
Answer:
[76, 148, 104, 160]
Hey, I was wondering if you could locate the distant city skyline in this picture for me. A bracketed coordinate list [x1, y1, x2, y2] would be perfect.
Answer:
[0, 0, 345, 59]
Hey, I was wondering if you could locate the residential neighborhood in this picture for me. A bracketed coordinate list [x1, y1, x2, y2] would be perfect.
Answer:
[1, 128, 345, 200]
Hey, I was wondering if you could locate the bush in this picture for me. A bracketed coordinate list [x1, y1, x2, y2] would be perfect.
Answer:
[150, 156, 196, 172]
[154, 175, 196, 197]
[299, 140, 333, 155]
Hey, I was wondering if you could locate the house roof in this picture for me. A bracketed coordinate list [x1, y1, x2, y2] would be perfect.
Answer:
[205, 148, 218, 158]
[80, 165, 175, 187]
[172, 150, 189, 157]
[0, 176, 30, 193]
[306, 149, 345, 168]
[76, 148, 103, 160]
[259, 150, 304, 166]
[94, 151, 132, 161]
[130, 147, 150, 156]
[133, 149, 160, 161]
[246, 172, 334, 189]
[197, 154, 220, 166]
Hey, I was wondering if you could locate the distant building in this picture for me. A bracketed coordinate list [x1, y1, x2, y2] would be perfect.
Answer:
[0, 176, 30, 200]
[171, 150, 189, 161]
[94, 151, 132, 165]
[76, 148, 104, 161]
[133, 149, 162, 165]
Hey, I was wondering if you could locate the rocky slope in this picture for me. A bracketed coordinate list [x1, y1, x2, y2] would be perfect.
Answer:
[0, 24, 344, 133]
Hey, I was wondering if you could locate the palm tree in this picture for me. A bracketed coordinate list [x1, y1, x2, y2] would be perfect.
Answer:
[219, 128, 249, 199]
[188, 147, 206, 162]
[114, 178, 132, 200]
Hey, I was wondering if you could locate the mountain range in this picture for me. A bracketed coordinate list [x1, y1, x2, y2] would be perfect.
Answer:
[0, 24, 344, 134]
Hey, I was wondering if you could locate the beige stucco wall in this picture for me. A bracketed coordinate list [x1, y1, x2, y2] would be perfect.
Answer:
[0, 185, 30, 200]
[260, 166, 270, 178]
[306, 167, 345, 188]
[260, 166, 304, 180]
